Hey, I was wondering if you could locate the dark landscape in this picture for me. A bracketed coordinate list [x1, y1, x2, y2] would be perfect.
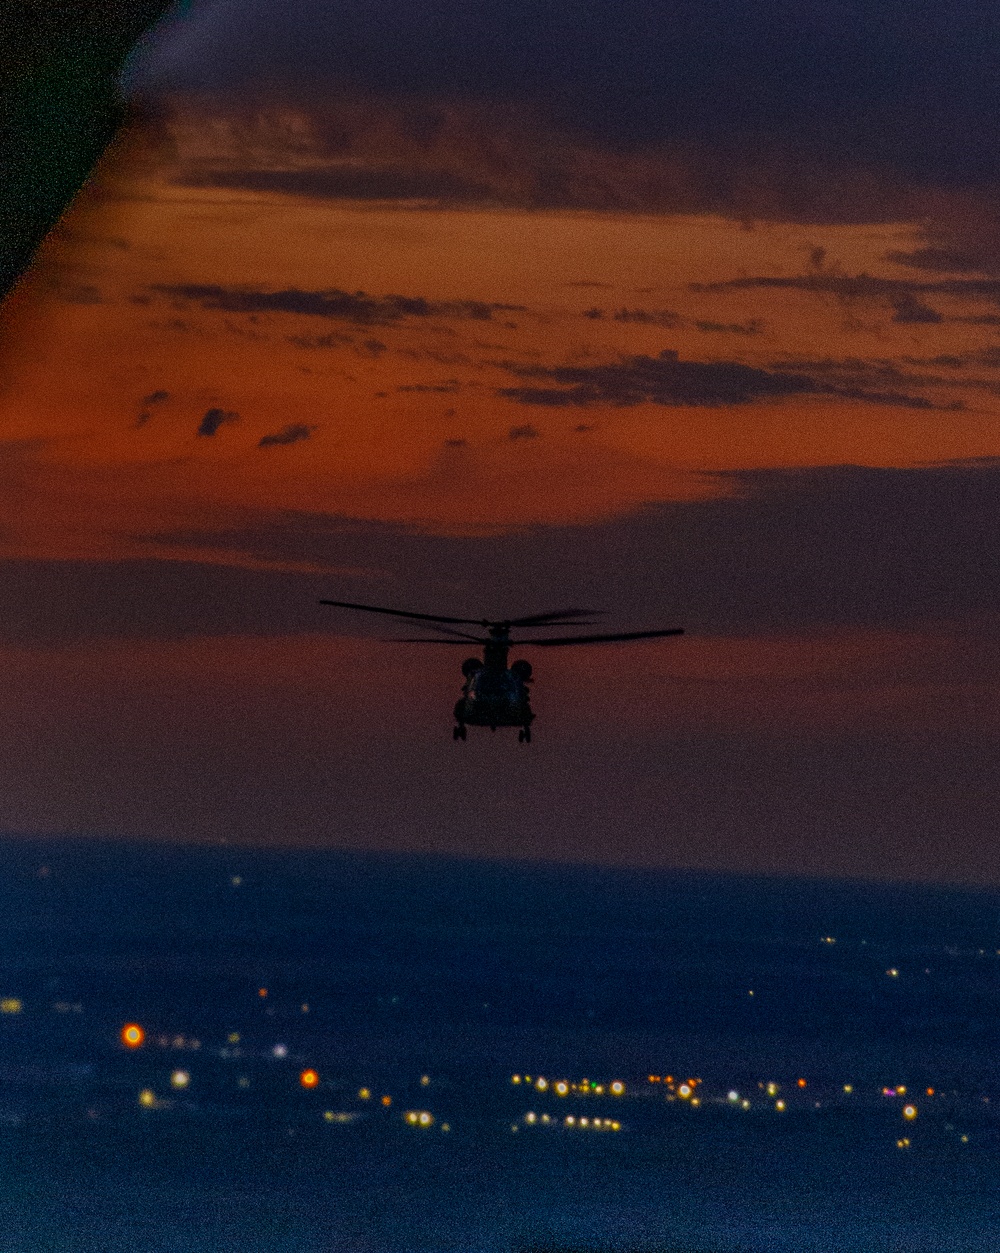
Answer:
[0, 836, 997, 1252]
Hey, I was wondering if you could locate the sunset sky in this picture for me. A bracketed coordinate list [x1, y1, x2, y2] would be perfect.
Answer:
[2, 0, 1000, 882]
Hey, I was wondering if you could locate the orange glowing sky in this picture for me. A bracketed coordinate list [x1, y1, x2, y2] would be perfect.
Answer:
[4, 103, 1000, 563]
[3, 83, 1000, 879]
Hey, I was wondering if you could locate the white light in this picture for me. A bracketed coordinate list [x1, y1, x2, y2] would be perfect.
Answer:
[272, 1044, 288, 1058]
[170, 1070, 190, 1089]
[728, 1091, 740, 1102]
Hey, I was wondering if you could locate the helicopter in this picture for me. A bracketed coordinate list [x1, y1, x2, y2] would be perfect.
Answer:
[319, 600, 683, 741]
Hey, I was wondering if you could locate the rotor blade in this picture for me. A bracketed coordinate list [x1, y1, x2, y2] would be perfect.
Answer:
[319, 599, 487, 626]
[517, 628, 685, 646]
[507, 607, 597, 627]
[393, 637, 488, 645]
[425, 624, 491, 642]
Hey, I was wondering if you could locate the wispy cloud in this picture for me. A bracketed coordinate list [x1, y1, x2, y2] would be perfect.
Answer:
[258, 423, 316, 447]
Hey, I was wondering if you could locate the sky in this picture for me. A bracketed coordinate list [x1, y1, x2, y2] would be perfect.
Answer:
[1, 0, 1000, 882]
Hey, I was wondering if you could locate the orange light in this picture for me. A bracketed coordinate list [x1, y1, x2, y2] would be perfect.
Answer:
[381, 1095, 392, 1106]
[121, 1023, 144, 1048]
[926, 1088, 935, 1096]
[258, 988, 268, 998]
[300, 1069, 319, 1088]
[797, 1078, 807, 1088]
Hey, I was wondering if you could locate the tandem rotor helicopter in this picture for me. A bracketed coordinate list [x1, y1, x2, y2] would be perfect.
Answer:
[319, 600, 684, 741]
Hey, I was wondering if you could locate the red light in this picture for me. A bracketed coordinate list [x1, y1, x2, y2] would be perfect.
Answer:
[121, 1023, 144, 1048]
[300, 1069, 319, 1088]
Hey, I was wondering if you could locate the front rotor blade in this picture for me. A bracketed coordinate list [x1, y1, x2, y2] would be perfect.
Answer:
[518, 628, 685, 646]
[393, 637, 488, 645]
[319, 599, 487, 626]
[507, 607, 597, 627]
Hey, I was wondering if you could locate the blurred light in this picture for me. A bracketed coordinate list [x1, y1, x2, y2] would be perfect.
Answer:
[418, 1111, 433, 1126]
[678, 1084, 691, 1098]
[535, 1077, 548, 1091]
[580, 1118, 589, 1126]
[594, 1085, 604, 1094]
[170, 1070, 190, 1089]
[741, 1100, 751, 1110]
[797, 1079, 807, 1088]
[555, 1081, 569, 1096]
[897, 1086, 907, 1095]
[766, 1083, 778, 1097]
[441, 1123, 450, 1132]
[381, 1095, 392, 1106]
[230, 876, 242, 886]
[927, 1088, 935, 1096]
[566, 1116, 575, 1126]
[300, 1069, 319, 1088]
[887, 969, 899, 978]
[227, 1033, 240, 1044]
[273, 1044, 288, 1058]
[301, 1004, 309, 1014]
[238, 1077, 250, 1089]
[691, 1098, 701, 1107]
[0, 999, 22, 1015]
[258, 988, 268, 998]
[728, 1091, 740, 1102]
[961, 1135, 969, 1143]
[526, 1112, 537, 1124]
[420, 1075, 430, 1087]
[611, 1081, 624, 1095]
[138, 1089, 156, 1108]
[844, 1085, 853, 1094]
[511, 1075, 521, 1084]
[897, 1138, 910, 1149]
[406, 1111, 418, 1124]
[903, 1105, 917, 1120]
[612, 1121, 620, 1130]
[358, 1088, 371, 1100]
[121, 1024, 144, 1048]
[775, 1100, 786, 1112]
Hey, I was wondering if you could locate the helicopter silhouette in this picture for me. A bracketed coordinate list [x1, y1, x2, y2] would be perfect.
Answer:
[319, 600, 683, 741]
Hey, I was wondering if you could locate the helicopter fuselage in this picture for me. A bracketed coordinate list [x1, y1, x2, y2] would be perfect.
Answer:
[453, 633, 534, 738]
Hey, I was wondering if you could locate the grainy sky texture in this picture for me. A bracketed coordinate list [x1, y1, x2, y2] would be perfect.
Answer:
[2, 0, 999, 881]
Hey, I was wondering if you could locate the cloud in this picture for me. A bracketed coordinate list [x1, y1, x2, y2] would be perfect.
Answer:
[498, 349, 946, 410]
[79, 458, 1000, 645]
[128, 0, 1000, 197]
[258, 423, 316, 447]
[695, 320, 764, 335]
[151, 284, 523, 326]
[695, 272, 1000, 301]
[197, 408, 240, 436]
[890, 294, 943, 324]
[137, 389, 171, 426]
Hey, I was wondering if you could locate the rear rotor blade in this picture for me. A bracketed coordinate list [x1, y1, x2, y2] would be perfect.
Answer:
[425, 624, 491, 642]
[319, 599, 488, 626]
[507, 607, 597, 627]
[517, 628, 685, 646]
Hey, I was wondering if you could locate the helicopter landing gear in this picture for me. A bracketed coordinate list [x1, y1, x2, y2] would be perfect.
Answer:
[453, 724, 467, 741]
[518, 726, 532, 743]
